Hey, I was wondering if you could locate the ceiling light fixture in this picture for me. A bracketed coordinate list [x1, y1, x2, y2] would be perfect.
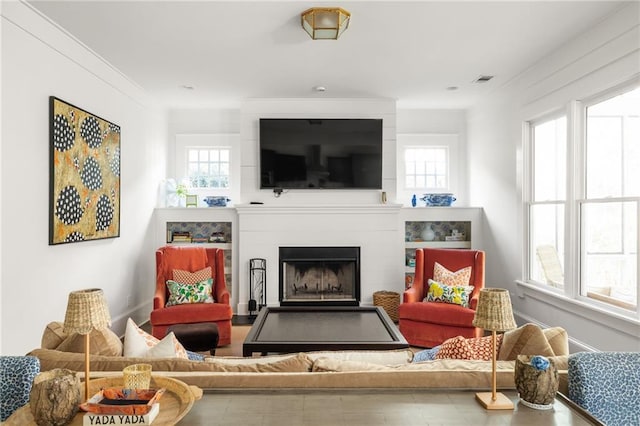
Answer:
[474, 75, 494, 83]
[301, 7, 351, 40]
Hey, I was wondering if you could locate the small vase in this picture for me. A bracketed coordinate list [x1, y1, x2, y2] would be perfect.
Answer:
[514, 355, 558, 410]
[421, 225, 435, 241]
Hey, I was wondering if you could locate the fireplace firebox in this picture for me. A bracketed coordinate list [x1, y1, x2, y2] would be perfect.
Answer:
[279, 247, 360, 306]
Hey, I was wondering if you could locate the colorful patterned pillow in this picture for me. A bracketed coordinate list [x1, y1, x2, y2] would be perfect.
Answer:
[123, 318, 188, 359]
[433, 262, 472, 286]
[166, 278, 214, 306]
[425, 279, 474, 308]
[435, 334, 503, 360]
[173, 267, 212, 284]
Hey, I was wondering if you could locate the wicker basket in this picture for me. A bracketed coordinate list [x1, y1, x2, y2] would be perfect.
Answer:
[373, 291, 400, 322]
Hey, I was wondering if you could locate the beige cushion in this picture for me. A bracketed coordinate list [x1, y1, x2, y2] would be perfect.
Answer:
[498, 323, 555, 361]
[41, 321, 67, 350]
[543, 327, 569, 356]
[312, 358, 394, 372]
[305, 349, 414, 365]
[204, 353, 300, 365]
[204, 352, 313, 372]
[56, 327, 123, 356]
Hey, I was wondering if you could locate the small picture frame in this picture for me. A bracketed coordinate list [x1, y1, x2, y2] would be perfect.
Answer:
[185, 194, 198, 208]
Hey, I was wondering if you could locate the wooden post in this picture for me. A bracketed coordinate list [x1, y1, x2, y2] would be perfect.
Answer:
[84, 333, 90, 401]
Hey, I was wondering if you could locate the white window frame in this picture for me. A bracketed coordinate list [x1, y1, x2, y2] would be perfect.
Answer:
[522, 81, 640, 320]
[524, 112, 568, 292]
[397, 134, 460, 206]
[175, 134, 240, 202]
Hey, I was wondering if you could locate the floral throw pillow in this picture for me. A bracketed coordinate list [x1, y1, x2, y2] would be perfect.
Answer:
[173, 267, 212, 285]
[425, 279, 474, 308]
[166, 278, 214, 306]
[433, 262, 472, 286]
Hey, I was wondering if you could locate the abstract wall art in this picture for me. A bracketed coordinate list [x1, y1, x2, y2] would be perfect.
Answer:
[49, 97, 121, 244]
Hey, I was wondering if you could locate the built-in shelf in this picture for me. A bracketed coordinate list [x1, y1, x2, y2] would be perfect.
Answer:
[405, 241, 471, 249]
[155, 208, 237, 299]
[401, 207, 483, 289]
[166, 242, 232, 250]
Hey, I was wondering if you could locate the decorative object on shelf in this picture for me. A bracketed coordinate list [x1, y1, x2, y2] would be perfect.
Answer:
[63, 288, 111, 402]
[209, 232, 226, 243]
[421, 193, 456, 207]
[515, 355, 558, 410]
[185, 194, 198, 208]
[203, 196, 231, 207]
[411, 194, 417, 207]
[49, 97, 121, 245]
[301, 7, 350, 40]
[249, 258, 266, 318]
[421, 225, 436, 241]
[472, 288, 517, 410]
[445, 229, 466, 241]
[29, 368, 80, 426]
[164, 179, 179, 207]
[122, 364, 153, 390]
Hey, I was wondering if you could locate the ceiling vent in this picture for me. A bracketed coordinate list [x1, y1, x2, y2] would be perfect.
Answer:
[474, 75, 494, 83]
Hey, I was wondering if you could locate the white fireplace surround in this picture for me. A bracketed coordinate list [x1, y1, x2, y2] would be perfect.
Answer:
[235, 204, 404, 315]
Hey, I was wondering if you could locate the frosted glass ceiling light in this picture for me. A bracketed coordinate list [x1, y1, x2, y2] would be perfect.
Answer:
[301, 7, 350, 40]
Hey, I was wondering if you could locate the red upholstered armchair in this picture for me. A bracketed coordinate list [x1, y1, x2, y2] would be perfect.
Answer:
[150, 246, 233, 346]
[398, 248, 485, 348]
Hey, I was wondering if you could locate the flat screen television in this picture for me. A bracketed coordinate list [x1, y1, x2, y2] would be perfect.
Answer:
[259, 118, 383, 189]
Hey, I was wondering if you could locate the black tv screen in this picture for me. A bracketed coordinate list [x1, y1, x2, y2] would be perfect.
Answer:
[259, 118, 383, 189]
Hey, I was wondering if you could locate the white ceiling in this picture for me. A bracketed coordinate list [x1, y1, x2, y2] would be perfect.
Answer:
[27, 1, 626, 110]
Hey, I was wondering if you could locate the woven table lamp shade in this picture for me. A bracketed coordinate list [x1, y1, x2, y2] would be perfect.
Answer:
[63, 288, 111, 401]
[472, 288, 517, 410]
[472, 288, 517, 332]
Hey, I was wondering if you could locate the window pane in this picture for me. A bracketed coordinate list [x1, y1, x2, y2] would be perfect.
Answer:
[582, 201, 637, 309]
[184, 147, 231, 189]
[587, 86, 640, 198]
[533, 117, 566, 201]
[586, 117, 622, 198]
[529, 203, 565, 288]
[404, 147, 448, 190]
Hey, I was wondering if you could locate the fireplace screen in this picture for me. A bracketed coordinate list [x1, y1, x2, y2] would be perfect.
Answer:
[279, 247, 360, 306]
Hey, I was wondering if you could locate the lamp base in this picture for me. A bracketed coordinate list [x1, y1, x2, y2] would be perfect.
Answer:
[475, 392, 514, 410]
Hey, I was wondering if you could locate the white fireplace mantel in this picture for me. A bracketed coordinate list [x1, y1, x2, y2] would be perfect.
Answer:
[235, 203, 405, 315]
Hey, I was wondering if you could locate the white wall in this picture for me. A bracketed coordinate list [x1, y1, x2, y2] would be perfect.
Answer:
[468, 3, 640, 351]
[396, 109, 468, 206]
[0, 2, 168, 355]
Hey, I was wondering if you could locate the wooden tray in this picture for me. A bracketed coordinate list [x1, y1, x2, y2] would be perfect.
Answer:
[4, 376, 200, 425]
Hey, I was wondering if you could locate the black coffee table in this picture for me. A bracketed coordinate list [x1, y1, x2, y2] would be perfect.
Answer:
[243, 306, 409, 356]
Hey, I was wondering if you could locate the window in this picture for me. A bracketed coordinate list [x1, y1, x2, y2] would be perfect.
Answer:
[581, 86, 639, 309]
[404, 147, 448, 190]
[174, 134, 239, 202]
[524, 84, 639, 313]
[397, 134, 460, 206]
[527, 116, 567, 288]
[186, 148, 230, 189]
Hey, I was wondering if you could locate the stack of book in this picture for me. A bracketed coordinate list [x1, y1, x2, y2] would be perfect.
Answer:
[192, 233, 209, 244]
[83, 402, 159, 425]
[171, 231, 192, 243]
